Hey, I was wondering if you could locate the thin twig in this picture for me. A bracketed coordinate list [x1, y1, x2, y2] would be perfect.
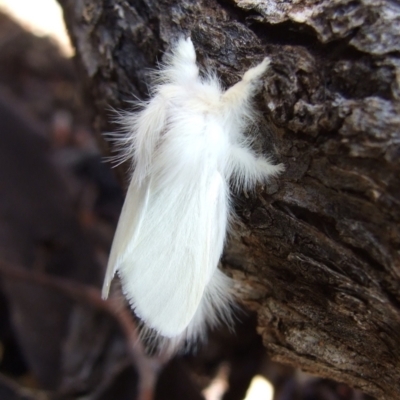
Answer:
[0, 261, 163, 400]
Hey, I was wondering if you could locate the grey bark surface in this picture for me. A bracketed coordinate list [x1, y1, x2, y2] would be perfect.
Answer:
[59, 0, 400, 399]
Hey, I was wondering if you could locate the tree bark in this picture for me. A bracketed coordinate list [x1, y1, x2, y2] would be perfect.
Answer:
[58, 0, 400, 398]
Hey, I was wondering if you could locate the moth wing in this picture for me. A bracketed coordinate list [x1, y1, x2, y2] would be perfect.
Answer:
[101, 177, 151, 299]
[118, 171, 227, 337]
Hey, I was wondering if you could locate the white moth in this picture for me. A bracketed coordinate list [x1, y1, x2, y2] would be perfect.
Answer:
[102, 37, 284, 353]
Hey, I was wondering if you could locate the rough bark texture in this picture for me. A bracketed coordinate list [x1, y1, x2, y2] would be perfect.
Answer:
[59, 1, 400, 399]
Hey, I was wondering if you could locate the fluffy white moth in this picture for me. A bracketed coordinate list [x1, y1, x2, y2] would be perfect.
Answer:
[102, 37, 284, 353]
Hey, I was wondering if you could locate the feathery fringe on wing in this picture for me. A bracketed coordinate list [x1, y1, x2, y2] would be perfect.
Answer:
[125, 268, 235, 356]
[103, 102, 148, 172]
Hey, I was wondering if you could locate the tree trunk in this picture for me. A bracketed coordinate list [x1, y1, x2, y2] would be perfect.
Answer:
[58, 0, 400, 398]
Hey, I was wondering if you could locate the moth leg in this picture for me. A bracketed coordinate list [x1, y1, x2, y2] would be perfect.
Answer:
[221, 57, 270, 110]
[228, 143, 284, 191]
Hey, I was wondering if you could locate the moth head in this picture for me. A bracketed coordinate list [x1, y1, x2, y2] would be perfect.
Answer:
[174, 37, 196, 64]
